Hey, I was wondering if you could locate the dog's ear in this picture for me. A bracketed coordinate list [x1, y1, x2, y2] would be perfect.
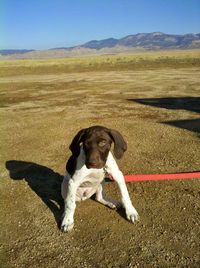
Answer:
[108, 129, 127, 159]
[69, 128, 86, 157]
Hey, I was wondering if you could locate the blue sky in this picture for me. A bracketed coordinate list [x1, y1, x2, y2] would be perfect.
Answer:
[1, 0, 200, 49]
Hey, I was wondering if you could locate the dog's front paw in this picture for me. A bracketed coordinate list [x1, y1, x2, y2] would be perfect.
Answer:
[126, 207, 139, 223]
[61, 215, 74, 232]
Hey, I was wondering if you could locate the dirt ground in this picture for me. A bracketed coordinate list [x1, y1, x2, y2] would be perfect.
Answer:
[0, 54, 200, 267]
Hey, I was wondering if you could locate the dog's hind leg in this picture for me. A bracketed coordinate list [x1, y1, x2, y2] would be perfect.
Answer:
[95, 182, 122, 209]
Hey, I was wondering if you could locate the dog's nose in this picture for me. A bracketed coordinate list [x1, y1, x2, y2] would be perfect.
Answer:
[88, 160, 97, 167]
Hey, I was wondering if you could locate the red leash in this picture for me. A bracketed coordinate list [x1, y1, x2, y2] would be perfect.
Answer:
[124, 172, 200, 182]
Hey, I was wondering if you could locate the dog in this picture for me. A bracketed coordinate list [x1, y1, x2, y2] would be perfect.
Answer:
[61, 125, 139, 232]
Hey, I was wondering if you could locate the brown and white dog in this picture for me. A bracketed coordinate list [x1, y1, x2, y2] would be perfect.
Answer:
[61, 126, 139, 232]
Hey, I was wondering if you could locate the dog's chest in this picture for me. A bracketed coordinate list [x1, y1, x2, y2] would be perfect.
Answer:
[75, 170, 104, 201]
[80, 170, 104, 188]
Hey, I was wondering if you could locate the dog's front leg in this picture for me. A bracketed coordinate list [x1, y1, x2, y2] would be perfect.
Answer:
[61, 177, 79, 232]
[106, 156, 139, 223]
[112, 170, 139, 223]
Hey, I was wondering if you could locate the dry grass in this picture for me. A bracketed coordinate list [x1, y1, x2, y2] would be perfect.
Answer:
[0, 51, 200, 267]
[0, 49, 200, 77]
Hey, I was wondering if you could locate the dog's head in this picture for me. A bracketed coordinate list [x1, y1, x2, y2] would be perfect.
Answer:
[69, 126, 127, 169]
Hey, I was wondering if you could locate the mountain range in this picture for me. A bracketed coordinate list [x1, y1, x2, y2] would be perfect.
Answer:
[1, 32, 200, 59]
[81, 32, 200, 50]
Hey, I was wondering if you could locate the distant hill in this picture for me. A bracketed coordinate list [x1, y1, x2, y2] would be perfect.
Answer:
[1, 32, 200, 59]
[0, 49, 34, 56]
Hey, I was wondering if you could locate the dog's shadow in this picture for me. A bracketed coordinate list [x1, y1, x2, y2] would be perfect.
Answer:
[5, 160, 64, 228]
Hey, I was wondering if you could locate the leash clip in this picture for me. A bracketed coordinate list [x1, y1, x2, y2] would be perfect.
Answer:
[103, 166, 108, 175]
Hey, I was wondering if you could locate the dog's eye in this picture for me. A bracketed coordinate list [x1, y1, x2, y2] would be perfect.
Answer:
[98, 140, 106, 147]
